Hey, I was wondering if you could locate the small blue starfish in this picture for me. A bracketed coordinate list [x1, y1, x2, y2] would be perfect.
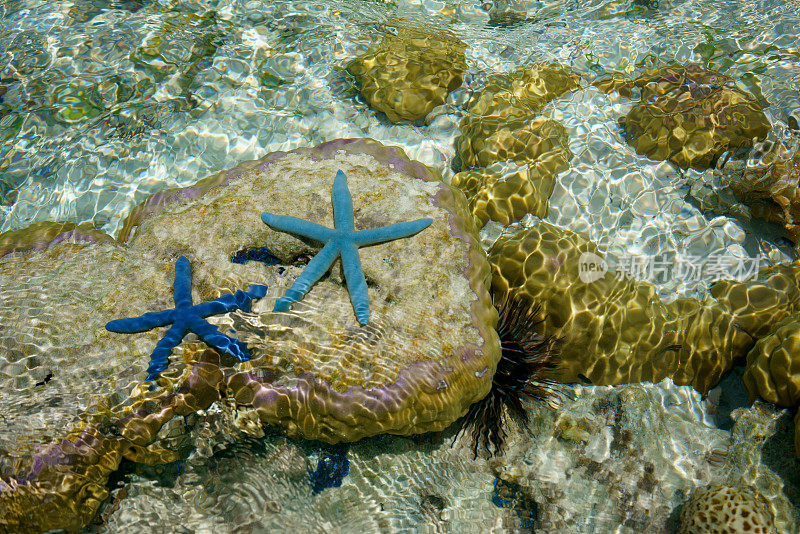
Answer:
[106, 256, 268, 380]
[261, 170, 432, 325]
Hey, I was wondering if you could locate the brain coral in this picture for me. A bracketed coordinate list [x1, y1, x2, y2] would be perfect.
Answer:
[346, 26, 467, 123]
[722, 140, 800, 243]
[450, 165, 557, 228]
[678, 484, 777, 534]
[741, 316, 800, 455]
[620, 64, 770, 170]
[455, 62, 578, 170]
[450, 62, 577, 229]
[0, 138, 499, 532]
[743, 317, 800, 409]
[488, 221, 800, 393]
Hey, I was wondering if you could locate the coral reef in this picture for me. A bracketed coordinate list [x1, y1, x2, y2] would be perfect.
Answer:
[742, 317, 800, 454]
[0, 138, 499, 531]
[450, 62, 577, 230]
[261, 170, 432, 324]
[721, 140, 800, 243]
[451, 164, 557, 228]
[615, 64, 770, 170]
[346, 26, 467, 123]
[456, 115, 571, 171]
[466, 62, 582, 120]
[743, 317, 800, 409]
[678, 484, 777, 534]
[455, 62, 578, 170]
[488, 220, 800, 393]
[0, 354, 224, 533]
[491, 379, 731, 532]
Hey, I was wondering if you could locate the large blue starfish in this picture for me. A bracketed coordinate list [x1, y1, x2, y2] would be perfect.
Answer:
[261, 170, 432, 325]
[106, 256, 268, 380]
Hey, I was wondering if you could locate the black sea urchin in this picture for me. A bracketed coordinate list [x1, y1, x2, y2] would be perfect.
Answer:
[458, 296, 563, 457]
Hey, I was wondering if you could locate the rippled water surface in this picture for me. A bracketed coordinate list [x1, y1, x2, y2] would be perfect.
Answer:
[2, 0, 800, 531]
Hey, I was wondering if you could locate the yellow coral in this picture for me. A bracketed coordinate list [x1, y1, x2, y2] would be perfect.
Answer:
[468, 62, 582, 119]
[451, 164, 557, 228]
[456, 114, 571, 170]
[743, 317, 800, 408]
[346, 27, 467, 123]
[726, 142, 800, 243]
[488, 221, 800, 393]
[621, 64, 770, 170]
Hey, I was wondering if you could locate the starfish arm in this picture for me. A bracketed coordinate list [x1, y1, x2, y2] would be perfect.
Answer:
[273, 241, 340, 313]
[339, 242, 370, 325]
[106, 309, 173, 333]
[173, 256, 193, 308]
[145, 322, 188, 380]
[188, 316, 252, 362]
[351, 218, 433, 246]
[193, 284, 268, 317]
[332, 170, 355, 232]
[261, 213, 335, 243]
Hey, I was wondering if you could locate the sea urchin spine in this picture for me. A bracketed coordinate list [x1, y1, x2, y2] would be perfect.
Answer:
[459, 296, 563, 457]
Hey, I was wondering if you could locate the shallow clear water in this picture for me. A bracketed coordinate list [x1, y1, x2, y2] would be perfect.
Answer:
[2, 0, 800, 531]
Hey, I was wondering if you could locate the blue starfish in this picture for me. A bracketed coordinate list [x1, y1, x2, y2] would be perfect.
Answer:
[261, 170, 432, 325]
[106, 256, 268, 380]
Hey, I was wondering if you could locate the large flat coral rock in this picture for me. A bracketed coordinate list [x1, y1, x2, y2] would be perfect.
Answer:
[0, 138, 498, 451]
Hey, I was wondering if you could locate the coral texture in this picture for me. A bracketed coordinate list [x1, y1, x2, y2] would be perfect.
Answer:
[488, 220, 800, 393]
[454, 62, 578, 170]
[619, 64, 770, 170]
[346, 26, 467, 123]
[261, 169, 432, 324]
[450, 164, 557, 228]
[743, 317, 800, 409]
[0, 138, 499, 532]
[450, 62, 577, 229]
[722, 140, 800, 242]
[678, 484, 777, 534]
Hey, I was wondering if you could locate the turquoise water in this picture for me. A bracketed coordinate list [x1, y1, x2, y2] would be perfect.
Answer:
[2, 0, 800, 531]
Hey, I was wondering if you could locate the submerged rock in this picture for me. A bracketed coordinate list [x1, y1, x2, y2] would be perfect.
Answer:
[618, 64, 770, 170]
[346, 26, 467, 123]
[0, 138, 499, 532]
[451, 62, 577, 229]
[488, 220, 800, 394]
[722, 140, 800, 243]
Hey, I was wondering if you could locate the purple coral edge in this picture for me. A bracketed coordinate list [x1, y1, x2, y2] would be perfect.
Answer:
[0, 227, 117, 260]
[1, 427, 104, 488]
[119, 139, 438, 242]
[234, 138, 494, 435]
